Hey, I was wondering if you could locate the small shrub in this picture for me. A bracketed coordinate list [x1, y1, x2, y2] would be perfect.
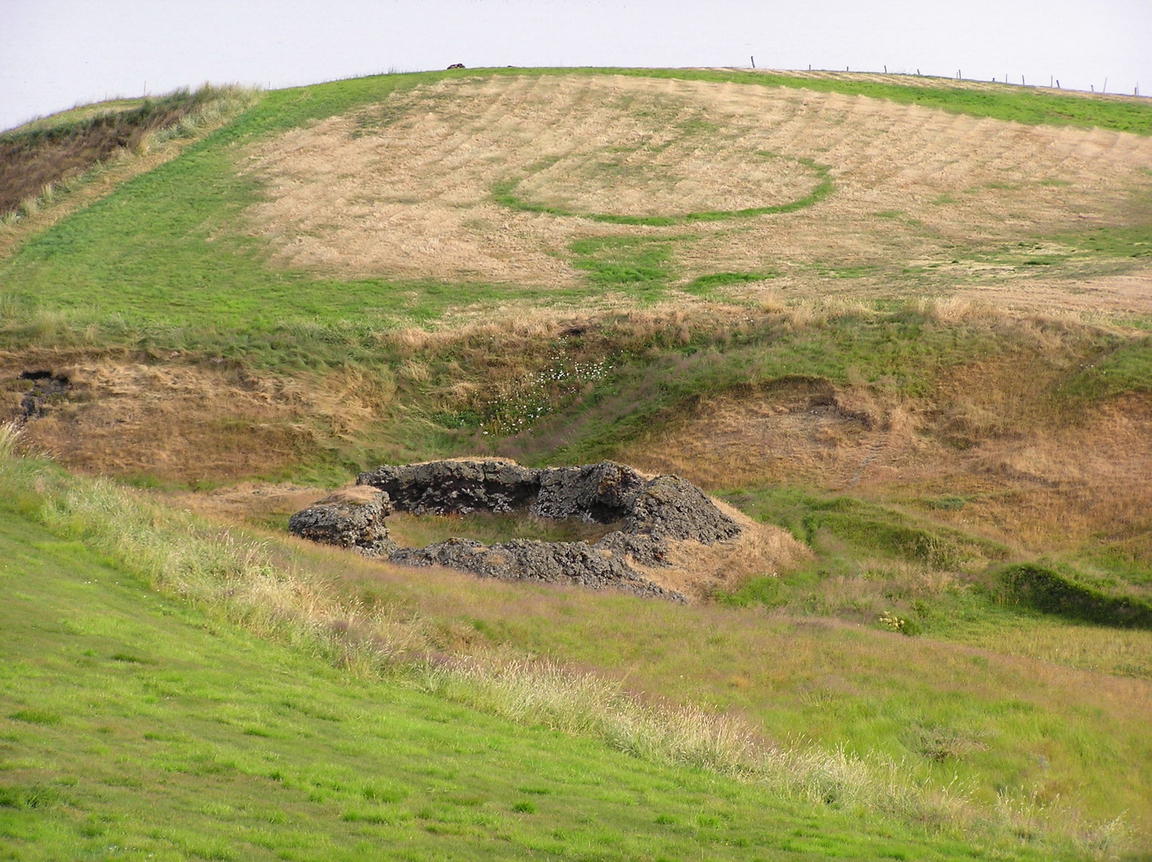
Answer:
[878, 611, 919, 636]
[927, 496, 967, 511]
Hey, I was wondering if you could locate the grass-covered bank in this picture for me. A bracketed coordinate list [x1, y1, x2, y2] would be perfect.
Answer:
[0, 87, 238, 216]
[0, 64, 1147, 498]
[10, 509, 1007, 860]
[1, 433, 1147, 856]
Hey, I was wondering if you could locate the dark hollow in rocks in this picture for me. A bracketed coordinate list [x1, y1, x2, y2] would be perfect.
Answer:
[16, 369, 72, 424]
[19, 370, 62, 382]
[289, 460, 744, 601]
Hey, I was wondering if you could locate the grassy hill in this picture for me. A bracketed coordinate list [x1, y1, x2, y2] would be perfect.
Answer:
[1, 68, 1150, 858]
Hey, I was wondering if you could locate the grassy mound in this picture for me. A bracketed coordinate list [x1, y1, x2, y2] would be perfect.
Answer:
[997, 563, 1152, 629]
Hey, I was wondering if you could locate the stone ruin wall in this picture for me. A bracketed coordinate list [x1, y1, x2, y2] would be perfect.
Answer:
[289, 460, 744, 601]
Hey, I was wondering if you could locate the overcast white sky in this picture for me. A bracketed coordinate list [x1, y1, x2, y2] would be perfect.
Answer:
[2, 0, 1150, 132]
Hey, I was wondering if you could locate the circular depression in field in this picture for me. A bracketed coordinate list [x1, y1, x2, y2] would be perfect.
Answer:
[496, 151, 831, 224]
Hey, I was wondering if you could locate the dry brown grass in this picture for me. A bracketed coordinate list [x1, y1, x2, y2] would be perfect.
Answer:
[0, 351, 393, 482]
[620, 366, 1152, 562]
[635, 499, 811, 600]
[167, 481, 324, 527]
[242, 74, 1152, 316]
[949, 269, 1152, 318]
[619, 376, 888, 490]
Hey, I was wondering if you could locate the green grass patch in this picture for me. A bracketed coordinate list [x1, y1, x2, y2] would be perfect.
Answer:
[1059, 335, 1152, 400]
[495, 154, 832, 226]
[568, 235, 674, 298]
[4, 508, 923, 859]
[2, 448, 1148, 851]
[597, 68, 1152, 135]
[0, 785, 60, 810]
[719, 489, 964, 616]
[785, 494, 1006, 570]
[682, 271, 778, 296]
[815, 263, 882, 279]
[529, 311, 1018, 464]
[1056, 223, 1152, 259]
[718, 484, 1151, 618]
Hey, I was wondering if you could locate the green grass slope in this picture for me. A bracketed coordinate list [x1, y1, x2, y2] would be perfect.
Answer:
[1, 445, 1146, 857]
[0, 86, 252, 219]
[1, 504, 1078, 861]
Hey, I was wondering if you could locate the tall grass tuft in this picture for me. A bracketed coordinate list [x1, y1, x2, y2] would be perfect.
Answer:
[0, 421, 21, 460]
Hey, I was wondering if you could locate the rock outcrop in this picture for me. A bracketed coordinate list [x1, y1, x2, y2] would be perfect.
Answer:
[360, 460, 539, 514]
[287, 487, 396, 557]
[291, 459, 745, 600]
[389, 538, 677, 599]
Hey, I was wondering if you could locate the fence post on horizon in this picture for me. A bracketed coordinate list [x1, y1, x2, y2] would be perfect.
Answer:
[1021, 75, 1025, 86]
[750, 56, 755, 69]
